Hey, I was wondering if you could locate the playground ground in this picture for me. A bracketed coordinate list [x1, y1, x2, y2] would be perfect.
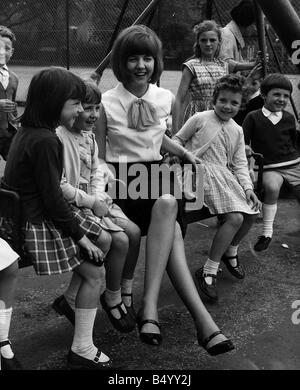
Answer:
[1, 69, 300, 376]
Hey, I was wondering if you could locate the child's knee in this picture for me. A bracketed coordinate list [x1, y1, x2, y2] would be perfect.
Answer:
[227, 213, 244, 228]
[111, 231, 129, 252]
[97, 230, 112, 254]
[154, 195, 178, 217]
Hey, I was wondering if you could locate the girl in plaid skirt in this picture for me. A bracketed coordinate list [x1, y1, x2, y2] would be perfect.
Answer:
[53, 80, 141, 334]
[3, 67, 113, 370]
[0, 238, 22, 370]
[173, 75, 261, 302]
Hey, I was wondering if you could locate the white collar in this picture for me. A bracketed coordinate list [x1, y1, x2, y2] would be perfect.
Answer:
[116, 82, 154, 112]
[262, 106, 282, 117]
[227, 20, 245, 49]
[0, 64, 8, 72]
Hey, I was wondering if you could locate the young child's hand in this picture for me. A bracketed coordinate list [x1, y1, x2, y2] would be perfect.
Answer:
[92, 198, 109, 217]
[78, 235, 104, 264]
[183, 150, 202, 169]
[245, 189, 261, 212]
[0, 99, 16, 113]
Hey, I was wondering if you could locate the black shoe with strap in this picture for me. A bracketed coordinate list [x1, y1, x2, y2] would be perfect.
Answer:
[0, 340, 23, 370]
[221, 254, 245, 279]
[121, 292, 136, 321]
[100, 293, 136, 333]
[254, 236, 272, 252]
[52, 295, 75, 325]
[67, 349, 114, 370]
[136, 309, 162, 346]
[198, 330, 235, 356]
[195, 267, 218, 302]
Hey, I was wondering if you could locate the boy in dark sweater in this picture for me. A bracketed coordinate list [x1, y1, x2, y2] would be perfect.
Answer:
[0, 26, 18, 161]
[243, 73, 300, 251]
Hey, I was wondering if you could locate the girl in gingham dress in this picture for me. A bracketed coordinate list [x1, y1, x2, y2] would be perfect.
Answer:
[172, 20, 261, 134]
[2, 67, 113, 370]
[54, 80, 140, 334]
[174, 75, 261, 302]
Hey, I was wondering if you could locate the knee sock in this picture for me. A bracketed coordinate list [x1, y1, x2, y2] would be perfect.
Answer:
[121, 278, 133, 307]
[262, 203, 277, 238]
[203, 258, 219, 285]
[71, 308, 109, 363]
[0, 307, 14, 359]
[225, 245, 239, 267]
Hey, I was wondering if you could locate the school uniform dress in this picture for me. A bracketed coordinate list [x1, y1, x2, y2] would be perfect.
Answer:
[56, 126, 128, 235]
[101, 82, 177, 235]
[183, 58, 228, 123]
[2, 126, 91, 275]
[174, 110, 258, 215]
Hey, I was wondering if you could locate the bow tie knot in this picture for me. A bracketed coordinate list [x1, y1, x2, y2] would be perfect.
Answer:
[127, 98, 160, 131]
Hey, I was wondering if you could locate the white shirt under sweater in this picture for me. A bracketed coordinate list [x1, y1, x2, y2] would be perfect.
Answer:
[262, 106, 283, 125]
[101, 82, 174, 163]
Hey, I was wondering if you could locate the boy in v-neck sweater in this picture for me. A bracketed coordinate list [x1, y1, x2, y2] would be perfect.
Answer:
[243, 73, 300, 252]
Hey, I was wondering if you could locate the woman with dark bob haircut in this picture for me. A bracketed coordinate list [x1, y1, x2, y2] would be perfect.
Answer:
[96, 25, 235, 356]
[111, 24, 163, 84]
[2, 67, 115, 370]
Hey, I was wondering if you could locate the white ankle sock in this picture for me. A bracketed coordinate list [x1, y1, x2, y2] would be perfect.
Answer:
[104, 288, 126, 318]
[262, 203, 277, 238]
[71, 308, 109, 363]
[225, 245, 239, 267]
[203, 258, 219, 285]
[0, 307, 14, 359]
[121, 278, 133, 307]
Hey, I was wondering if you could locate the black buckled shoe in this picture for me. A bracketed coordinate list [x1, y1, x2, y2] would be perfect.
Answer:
[52, 295, 75, 325]
[100, 293, 136, 333]
[195, 267, 218, 302]
[198, 330, 235, 356]
[136, 311, 162, 346]
[121, 293, 136, 321]
[221, 254, 245, 279]
[254, 236, 272, 252]
[0, 340, 23, 370]
[67, 350, 113, 370]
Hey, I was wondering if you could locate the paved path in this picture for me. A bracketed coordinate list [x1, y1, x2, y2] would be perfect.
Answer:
[6, 196, 300, 371]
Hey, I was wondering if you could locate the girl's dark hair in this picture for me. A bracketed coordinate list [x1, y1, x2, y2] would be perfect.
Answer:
[111, 25, 163, 84]
[230, 0, 255, 28]
[260, 73, 293, 95]
[21, 67, 86, 129]
[84, 80, 102, 105]
[192, 20, 222, 59]
[212, 74, 245, 104]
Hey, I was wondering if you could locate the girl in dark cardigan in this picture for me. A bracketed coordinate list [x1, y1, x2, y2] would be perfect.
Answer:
[2, 67, 113, 370]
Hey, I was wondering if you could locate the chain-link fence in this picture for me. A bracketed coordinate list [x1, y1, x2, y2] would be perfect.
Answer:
[0, 0, 299, 103]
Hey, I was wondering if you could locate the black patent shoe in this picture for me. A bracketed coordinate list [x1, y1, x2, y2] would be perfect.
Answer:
[52, 295, 75, 325]
[0, 340, 23, 370]
[100, 292, 136, 333]
[195, 267, 218, 302]
[136, 309, 162, 346]
[221, 254, 245, 279]
[254, 235, 272, 252]
[67, 350, 113, 370]
[122, 293, 137, 321]
[198, 330, 235, 356]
